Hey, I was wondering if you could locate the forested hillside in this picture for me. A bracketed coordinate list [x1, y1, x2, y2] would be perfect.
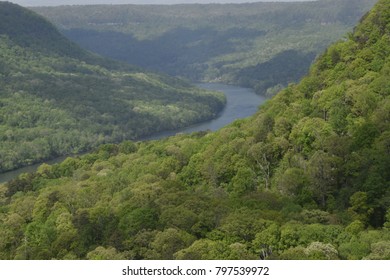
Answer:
[0, 0, 389, 260]
[34, 0, 377, 94]
[0, 2, 225, 173]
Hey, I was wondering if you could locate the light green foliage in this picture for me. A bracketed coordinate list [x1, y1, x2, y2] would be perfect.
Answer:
[0, 0, 389, 260]
[279, 246, 307, 260]
[148, 228, 196, 260]
[280, 241, 339, 260]
[252, 223, 281, 252]
[338, 239, 371, 260]
[218, 209, 270, 243]
[345, 220, 366, 235]
[86, 246, 127, 260]
[174, 239, 230, 260]
[304, 242, 339, 260]
[365, 241, 390, 260]
[289, 118, 335, 155]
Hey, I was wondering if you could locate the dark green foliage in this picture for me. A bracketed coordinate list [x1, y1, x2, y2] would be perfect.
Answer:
[0, 2, 81, 57]
[34, 0, 376, 94]
[0, 2, 225, 173]
[0, 0, 389, 260]
[237, 50, 316, 95]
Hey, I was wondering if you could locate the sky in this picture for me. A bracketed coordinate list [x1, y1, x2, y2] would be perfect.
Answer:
[7, 0, 313, 7]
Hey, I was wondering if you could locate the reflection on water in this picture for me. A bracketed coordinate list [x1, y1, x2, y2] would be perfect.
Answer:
[141, 83, 266, 140]
[0, 83, 266, 183]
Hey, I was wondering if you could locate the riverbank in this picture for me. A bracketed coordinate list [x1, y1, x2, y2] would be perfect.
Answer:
[0, 83, 266, 183]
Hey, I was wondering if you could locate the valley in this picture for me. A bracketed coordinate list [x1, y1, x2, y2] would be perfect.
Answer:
[34, 0, 377, 94]
[0, 0, 389, 260]
[0, 83, 265, 183]
[0, 2, 225, 173]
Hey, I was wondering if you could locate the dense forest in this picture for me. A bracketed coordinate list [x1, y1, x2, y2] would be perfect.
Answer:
[0, 0, 389, 260]
[34, 0, 377, 94]
[0, 2, 225, 173]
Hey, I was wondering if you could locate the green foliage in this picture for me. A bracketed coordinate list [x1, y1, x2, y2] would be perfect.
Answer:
[174, 239, 230, 260]
[365, 241, 390, 260]
[348, 192, 374, 225]
[0, 0, 389, 260]
[148, 228, 196, 260]
[304, 242, 339, 260]
[86, 246, 127, 260]
[34, 0, 377, 94]
[338, 239, 371, 260]
[0, 2, 225, 173]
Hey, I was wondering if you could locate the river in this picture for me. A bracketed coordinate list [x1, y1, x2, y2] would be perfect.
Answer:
[0, 83, 266, 183]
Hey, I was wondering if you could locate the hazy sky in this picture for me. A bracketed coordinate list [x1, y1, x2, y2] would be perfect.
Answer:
[7, 0, 314, 7]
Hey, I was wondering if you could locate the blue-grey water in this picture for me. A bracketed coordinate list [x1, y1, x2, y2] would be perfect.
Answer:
[0, 83, 266, 183]
[142, 83, 266, 140]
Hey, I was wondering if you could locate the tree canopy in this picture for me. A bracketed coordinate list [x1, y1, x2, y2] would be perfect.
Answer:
[0, 2, 225, 172]
[1, 0, 389, 260]
[34, 0, 377, 94]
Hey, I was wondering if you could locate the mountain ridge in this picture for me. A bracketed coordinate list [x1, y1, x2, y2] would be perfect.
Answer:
[33, 0, 377, 94]
[0, 1, 225, 172]
[0, 0, 389, 260]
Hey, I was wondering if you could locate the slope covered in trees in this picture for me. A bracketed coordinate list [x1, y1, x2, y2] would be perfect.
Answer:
[0, 0, 389, 260]
[0, 2, 225, 173]
[34, 0, 377, 94]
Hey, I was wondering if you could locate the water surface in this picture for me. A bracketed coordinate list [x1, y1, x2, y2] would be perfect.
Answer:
[0, 83, 266, 183]
[142, 83, 266, 140]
